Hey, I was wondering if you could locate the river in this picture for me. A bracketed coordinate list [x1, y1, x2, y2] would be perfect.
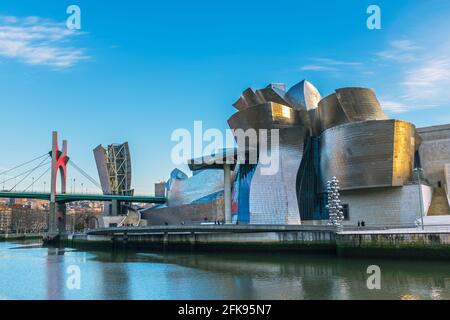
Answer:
[0, 240, 449, 300]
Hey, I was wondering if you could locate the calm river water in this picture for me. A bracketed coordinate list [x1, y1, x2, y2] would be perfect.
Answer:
[0, 240, 449, 300]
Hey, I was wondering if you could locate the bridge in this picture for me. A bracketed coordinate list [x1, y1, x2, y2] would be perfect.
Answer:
[0, 191, 166, 204]
[0, 131, 166, 240]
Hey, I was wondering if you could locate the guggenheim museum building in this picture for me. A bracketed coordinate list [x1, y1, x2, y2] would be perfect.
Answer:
[143, 80, 450, 227]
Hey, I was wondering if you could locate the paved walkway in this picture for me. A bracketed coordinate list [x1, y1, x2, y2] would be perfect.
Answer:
[339, 226, 450, 235]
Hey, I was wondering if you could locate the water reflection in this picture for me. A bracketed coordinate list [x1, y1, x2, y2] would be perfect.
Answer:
[97, 251, 131, 300]
[0, 241, 449, 300]
[46, 247, 65, 300]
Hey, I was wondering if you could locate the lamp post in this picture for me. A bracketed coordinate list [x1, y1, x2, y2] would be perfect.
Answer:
[414, 167, 425, 231]
[43, 181, 46, 193]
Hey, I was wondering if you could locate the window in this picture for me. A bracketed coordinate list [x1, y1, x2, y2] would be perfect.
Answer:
[342, 204, 350, 220]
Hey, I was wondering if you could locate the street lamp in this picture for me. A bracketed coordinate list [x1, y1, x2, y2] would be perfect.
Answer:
[31, 177, 34, 193]
[414, 167, 425, 230]
[43, 181, 46, 193]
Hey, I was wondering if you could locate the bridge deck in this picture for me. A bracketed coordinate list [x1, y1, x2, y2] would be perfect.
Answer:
[0, 192, 166, 204]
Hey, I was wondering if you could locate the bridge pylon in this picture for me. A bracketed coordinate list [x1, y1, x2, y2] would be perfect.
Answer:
[47, 131, 69, 240]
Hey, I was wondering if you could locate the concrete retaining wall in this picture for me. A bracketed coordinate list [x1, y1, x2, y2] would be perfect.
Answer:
[66, 229, 336, 253]
[336, 232, 450, 259]
[0, 233, 43, 241]
[62, 227, 450, 259]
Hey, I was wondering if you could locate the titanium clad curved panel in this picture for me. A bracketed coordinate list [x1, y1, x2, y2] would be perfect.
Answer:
[249, 127, 306, 224]
[392, 120, 416, 186]
[335, 87, 387, 122]
[227, 102, 306, 132]
[318, 93, 348, 132]
[232, 97, 248, 110]
[308, 108, 321, 136]
[286, 80, 322, 111]
[167, 169, 224, 207]
[256, 86, 292, 107]
[232, 88, 265, 110]
[320, 120, 415, 191]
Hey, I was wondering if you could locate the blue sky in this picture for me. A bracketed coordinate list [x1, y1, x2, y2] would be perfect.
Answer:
[0, 0, 449, 194]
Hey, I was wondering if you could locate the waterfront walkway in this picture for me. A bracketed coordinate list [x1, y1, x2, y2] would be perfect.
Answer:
[339, 225, 450, 234]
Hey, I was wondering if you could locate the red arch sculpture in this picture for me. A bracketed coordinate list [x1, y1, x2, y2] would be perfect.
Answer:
[49, 131, 69, 236]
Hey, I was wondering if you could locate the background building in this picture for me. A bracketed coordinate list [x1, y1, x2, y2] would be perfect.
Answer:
[93, 142, 133, 196]
[94, 142, 133, 219]
[10, 205, 48, 234]
[154, 181, 166, 198]
[0, 205, 12, 233]
[417, 124, 450, 216]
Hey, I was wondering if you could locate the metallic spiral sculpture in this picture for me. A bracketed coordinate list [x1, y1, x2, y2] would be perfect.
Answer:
[326, 177, 344, 228]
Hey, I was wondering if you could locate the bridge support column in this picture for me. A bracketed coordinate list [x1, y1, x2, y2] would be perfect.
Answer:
[46, 131, 69, 240]
[224, 164, 232, 224]
[111, 200, 119, 216]
[48, 203, 57, 236]
[48, 203, 66, 237]
[57, 203, 66, 234]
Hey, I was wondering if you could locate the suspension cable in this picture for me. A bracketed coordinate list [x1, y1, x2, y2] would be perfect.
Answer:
[8, 157, 50, 192]
[2, 161, 51, 183]
[22, 166, 51, 192]
[1, 160, 51, 185]
[67, 160, 103, 191]
[0, 153, 49, 176]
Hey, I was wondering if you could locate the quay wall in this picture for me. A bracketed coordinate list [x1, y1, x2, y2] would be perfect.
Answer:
[64, 228, 337, 253]
[0, 233, 43, 241]
[59, 226, 450, 259]
[336, 232, 450, 259]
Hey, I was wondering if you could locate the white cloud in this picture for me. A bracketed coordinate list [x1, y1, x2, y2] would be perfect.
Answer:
[311, 58, 361, 66]
[300, 58, 361, 72]
[0, 15, 88, 68]
[376, 40, 421, 63]
[300, 64, 336, 71]
[379, 99, 409, 113]
[379, 98, 436, 114]
[401, 57, 450, 102]
[375, 34, 450, 113]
